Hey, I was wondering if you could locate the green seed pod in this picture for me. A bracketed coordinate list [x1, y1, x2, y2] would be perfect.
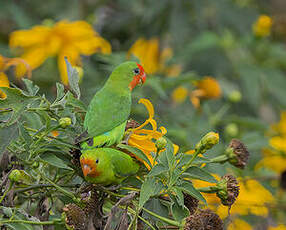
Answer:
[155, 137, 167, 150]
[59, 117, 72, 128]
[8, 169, 32, 184]
[228, 90, 242, 103]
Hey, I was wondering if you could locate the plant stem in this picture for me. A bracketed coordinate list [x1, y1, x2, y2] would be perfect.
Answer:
[179, 146, 203, 177]
[0, 182, 13, 204]
[142, 207, 180, 227]
[40, 173, 80, 205]
[198, 186, 219, 193]
[14, 184, 77, 193]
[209, 155, 229, 164]
[0, 219, 62, 225]
[128, 207, 156, 230]
[120, 186, 140, 192]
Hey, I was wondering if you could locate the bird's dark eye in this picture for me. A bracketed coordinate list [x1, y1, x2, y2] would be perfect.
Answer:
[96, 159, 99, 164]
[133, 68, 140, 75]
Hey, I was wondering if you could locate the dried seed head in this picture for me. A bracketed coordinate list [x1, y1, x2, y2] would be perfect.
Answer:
[184, 193, 199, 215]
[125, 119, 140, 130]
[216, 174, 239, 207]
[63, 204, 87, 230]
[280, 170, 286, 190]
[184, 209, 223, 230]
[226, 139, 249, 169]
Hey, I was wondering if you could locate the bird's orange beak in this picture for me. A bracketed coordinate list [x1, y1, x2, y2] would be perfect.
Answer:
[137, 63, 146, 85]
[82, 164, 92, 177]
[129, 63, 147, 91]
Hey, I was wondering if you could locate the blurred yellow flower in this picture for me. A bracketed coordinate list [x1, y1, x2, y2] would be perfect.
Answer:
[128, 37, 181, 76]
[268, 225, 286, 230]
[190, 76, 222, 108]
[217, 179, 274, 218]
[126, 98, 167, 168]
[253, 15, 273, 37]
[172, 86, 188, 103]
[10, 20, 111, 84]
[0, 54, 31, 98]
[227, 219, 252, 230]
[256, 112, 286, 173]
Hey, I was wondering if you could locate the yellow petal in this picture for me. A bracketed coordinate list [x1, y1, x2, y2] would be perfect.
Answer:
[0, 72, 9, 99]
[172, 86, 188, 104]
[58, 48, 80, 85]
[139, 98, 154, 118]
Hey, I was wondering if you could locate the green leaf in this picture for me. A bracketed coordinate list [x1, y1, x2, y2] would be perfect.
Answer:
[55, 83, 65, 102]
[0, 123, 18, 155]
[0, 87, 38, 127]
[172, 187, 184, 207]
[180, 180, 206, 204]
[40, 152, 72, 170]
[18, 122, 32, 147]
[22, 79, 39, 96]
[143, 198, 170, 223]
[183, 166, 217, 183]
[148, 163, 168, 177]
[171, 200, 189, 222]
[65, 57, 80, 99]
[117, 144, 152, 169]
[139, 177, 157, 208]
[65, 92, 87, 112]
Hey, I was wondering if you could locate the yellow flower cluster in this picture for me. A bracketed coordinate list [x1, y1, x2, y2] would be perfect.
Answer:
[193, 176, 274, 218]
[268, 225, 286, 230]
[0, 54, 31, 98]
[227, 219, 252, 230]
[10, 20, 111, 84]
[126, 98, 167, 169]
[253, 15, 273, 37]
[256, 111, 286, 173]
[128, 37, 181, 76]
[172, 76, 222, 108]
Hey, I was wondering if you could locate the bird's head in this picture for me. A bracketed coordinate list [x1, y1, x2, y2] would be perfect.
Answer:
[108, 61, 146, 91]
[80, 156, 100, 178]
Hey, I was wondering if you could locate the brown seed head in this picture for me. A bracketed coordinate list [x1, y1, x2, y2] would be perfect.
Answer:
[217, 174, 239, 206]
[63, 204, 87, 230]
[184, 193, 199, 215]
[184, 209, 223, 230]
[227, 139, 249, 169]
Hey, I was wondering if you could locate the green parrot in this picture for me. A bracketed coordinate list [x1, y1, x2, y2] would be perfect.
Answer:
[80, 148, 139, 185]
[81, 61, 146, 149]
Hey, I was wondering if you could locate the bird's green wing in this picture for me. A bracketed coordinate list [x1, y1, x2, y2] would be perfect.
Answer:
[109, 149, 139, 178]
[84, 87, 131, 137]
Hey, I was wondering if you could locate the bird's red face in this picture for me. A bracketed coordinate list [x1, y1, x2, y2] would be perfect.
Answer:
[80, 157, 100, 177]
[129, 63, 146, 91]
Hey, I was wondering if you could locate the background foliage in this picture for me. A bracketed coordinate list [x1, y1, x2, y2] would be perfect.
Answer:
[1, 0, 286, 229]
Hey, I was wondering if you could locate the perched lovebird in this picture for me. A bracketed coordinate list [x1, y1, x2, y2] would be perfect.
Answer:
[81, 61, 146, 149]
[80, 148, 139, 185]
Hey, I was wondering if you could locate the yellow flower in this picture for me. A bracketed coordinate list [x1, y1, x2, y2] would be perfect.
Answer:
[256, 112, 286, 173]
[10, 20, 111, 84]
[227, 219, 252, 230]
[269, 225, 286, 230]
[253, 15, 273, 37]
[0, 54, 31, 98]
[128, 37, 181, 76]
[217, 179, 274, 218]
[127, 98, 167, 168]
[172, 86, 188, 104]
[190, 76, 222, 108]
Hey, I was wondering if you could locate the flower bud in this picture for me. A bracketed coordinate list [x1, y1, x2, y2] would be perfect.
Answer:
[224, 123, 239, 137]
[228, 90, 242, 103]
[196, 132, 219, 154]
[59, 117, 72, 128]
[8, 169, 32, 184]
[155, 137, 167, 151]
[216, 174, 239, 207]
[226, 139, 249, 169]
